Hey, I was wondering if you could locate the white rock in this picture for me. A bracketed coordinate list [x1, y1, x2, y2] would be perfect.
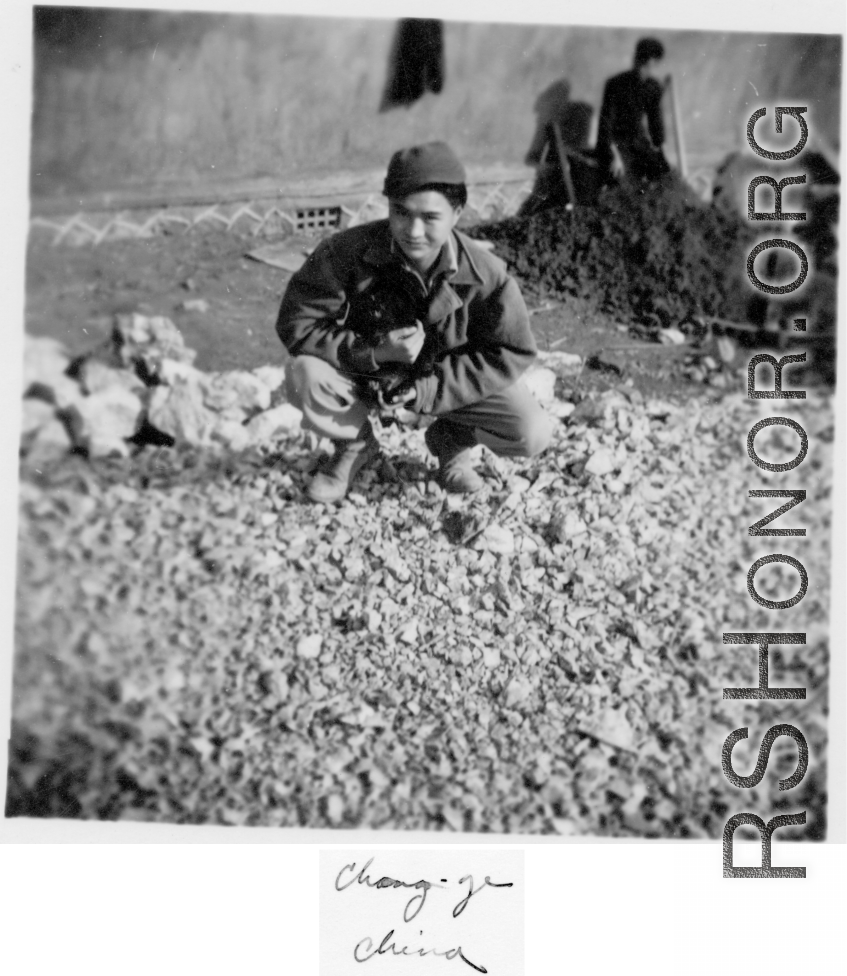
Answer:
[522, 365, 557, 403]
[64, 386, 144, 457]
[645, 399, 678, 418]
[124, 313, 187, 350]
[504, 677, 532, 709]
[615, 408, 632, 434]
[20, 398, 56, 439]
[252, 365, 286, 394]
[482, 645, 501, 668]
[114, 313, 155, 346]
[217, 406, 249, 424]
[716, 336, 736, 364]
[383, 546, 411, 582]
[553, 819, 581, 836]
[26, 417, 72, 464]
[158, 359, 209, 390]
[326, 794, 344, 826]
[245, 403, 303, 441]
[112, 313, 196, 371]
[212, 419, 254, 452]
[580, 708, 636, 752]
[566, 606, 598, 626]
[26, 374, 85, 410]
[204, 371, 270, 413]
[563, 512, 589, 537]
[23, 335, 70, 388]
[659, 327, 687, 346]
[516, 534, 539, 554]
[618, 459, 638, 484]
[585, 448, 615, 476]
[364, 609, 382, 632]
[148, 380, 217, 445]
[396, 620, 419, 644]
[78, 360, 146, 396]
[477, 524, 515, 555]
[296, 634, 323, 659]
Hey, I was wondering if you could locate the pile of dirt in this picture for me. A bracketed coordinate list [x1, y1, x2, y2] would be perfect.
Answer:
[471, 179, 753, 332]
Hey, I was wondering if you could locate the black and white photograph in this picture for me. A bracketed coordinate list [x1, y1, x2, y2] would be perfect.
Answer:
[2, 0, 843, 856]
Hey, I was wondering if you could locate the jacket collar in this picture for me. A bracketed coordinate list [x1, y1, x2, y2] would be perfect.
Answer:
[450, 232, 486, 286]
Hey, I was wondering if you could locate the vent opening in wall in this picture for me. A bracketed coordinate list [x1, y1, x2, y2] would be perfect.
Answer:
[295, 207, 342, 232]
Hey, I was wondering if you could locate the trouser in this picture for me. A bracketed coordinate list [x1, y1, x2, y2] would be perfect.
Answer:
[285, 355, 554, 458]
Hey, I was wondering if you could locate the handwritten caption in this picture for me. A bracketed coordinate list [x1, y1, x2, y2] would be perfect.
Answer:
[323, 853, 522, 974]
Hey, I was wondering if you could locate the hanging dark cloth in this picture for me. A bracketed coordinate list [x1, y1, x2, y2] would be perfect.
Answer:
[379, 19, 444, 112]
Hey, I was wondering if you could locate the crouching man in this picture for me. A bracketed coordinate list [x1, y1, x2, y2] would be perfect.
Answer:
[276, 141, 554, 503]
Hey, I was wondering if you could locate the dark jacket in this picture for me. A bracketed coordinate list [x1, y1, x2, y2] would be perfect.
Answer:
[276, 220, 537, 416]
[596, 68, 665, 171]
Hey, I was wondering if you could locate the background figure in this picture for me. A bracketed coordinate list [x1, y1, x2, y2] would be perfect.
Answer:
[595, 37, 671, 184]
[520, 78, 598, 215]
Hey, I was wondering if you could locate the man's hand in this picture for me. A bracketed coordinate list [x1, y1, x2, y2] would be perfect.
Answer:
[374, 321, 425, 365]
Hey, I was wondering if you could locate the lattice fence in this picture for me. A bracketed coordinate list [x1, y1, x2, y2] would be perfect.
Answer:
[29, 180, 535, 247]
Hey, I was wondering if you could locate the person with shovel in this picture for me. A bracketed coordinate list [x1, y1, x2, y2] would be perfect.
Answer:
[596, 37, 671, 185]
[277, 141, 553, 503]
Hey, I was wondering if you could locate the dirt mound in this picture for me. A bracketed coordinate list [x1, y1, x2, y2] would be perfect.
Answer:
[472, 179, 752, 331]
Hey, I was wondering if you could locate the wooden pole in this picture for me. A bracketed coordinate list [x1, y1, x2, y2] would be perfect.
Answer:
[666, 74, 688, 178]
[551, 121, 577, 206]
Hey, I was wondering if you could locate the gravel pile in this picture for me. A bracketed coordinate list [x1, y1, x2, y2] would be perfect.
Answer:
[9, 378, 832, 836]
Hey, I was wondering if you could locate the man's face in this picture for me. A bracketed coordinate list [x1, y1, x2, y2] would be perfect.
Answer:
[637, 57, 660, 80]
[388, 190, 462, 273]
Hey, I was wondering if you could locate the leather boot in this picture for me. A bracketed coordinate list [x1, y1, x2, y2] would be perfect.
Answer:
[307, 421, 380, 503]
[424, 419, 484, 493]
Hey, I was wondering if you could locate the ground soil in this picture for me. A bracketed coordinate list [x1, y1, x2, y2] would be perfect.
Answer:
[23, 225, 741, 402]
